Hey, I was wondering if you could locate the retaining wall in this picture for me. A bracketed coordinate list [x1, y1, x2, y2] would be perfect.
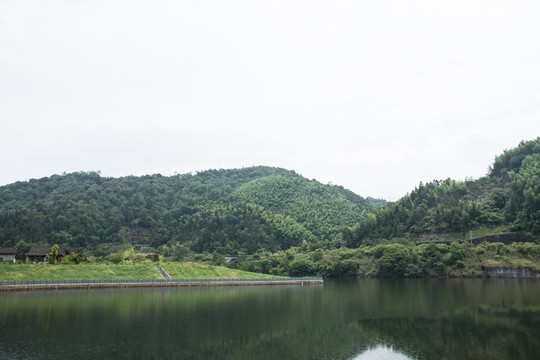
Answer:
[486, 268, 540, 279]
[0, 278, 323, 292]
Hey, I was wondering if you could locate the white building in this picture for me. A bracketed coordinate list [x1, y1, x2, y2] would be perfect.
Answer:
[0, 247, 17, 263]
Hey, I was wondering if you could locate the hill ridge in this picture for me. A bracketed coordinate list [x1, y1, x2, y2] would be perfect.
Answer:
[0, 166, 371, 253]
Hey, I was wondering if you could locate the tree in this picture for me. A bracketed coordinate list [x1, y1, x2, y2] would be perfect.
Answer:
[47, 244, 59, 264]
[377, 245, 411, 277]
[15, 239, 30, 255]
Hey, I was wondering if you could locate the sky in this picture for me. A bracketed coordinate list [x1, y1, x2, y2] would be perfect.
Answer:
[1, 0, 539, 201]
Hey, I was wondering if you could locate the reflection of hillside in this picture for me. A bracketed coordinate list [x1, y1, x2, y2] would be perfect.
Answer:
[166, 323, 374, 360]
[1, 279, 539, 359]
[347, 298, 540, 360]
[357, 311, 540, 360]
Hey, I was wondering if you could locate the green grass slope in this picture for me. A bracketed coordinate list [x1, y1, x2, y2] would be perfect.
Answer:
[0, 263, 280, 282]
[160, 263, 280, 279]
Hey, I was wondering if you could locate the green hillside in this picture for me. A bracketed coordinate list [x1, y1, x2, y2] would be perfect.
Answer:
[0, 166, 370, 254]
[1, 138, 538, 269]
[233, 175, 371, 242]
[344, 137, 540, 246]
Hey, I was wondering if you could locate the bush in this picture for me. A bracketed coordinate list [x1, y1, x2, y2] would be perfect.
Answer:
[514, 242, 540, 257]
[327, 259, 358, 277]
[288, 259, 315, 277]
[61, 253, 88, 264]
[108, 253, 124, 264]
[311, 249, 324, 262]
[405, 264, 421, 278]
[377, 245, 410, 277]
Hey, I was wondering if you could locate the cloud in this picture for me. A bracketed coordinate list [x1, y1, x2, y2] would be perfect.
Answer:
[1, 1, 540, 200]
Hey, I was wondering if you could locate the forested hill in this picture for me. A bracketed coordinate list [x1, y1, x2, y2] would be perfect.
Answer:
[344, 137, 540, 246]
[0, 167, 372, 253]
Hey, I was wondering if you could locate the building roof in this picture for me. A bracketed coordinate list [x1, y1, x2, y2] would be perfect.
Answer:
[26, 245, 53, 256]
[0, 247, 17, 255]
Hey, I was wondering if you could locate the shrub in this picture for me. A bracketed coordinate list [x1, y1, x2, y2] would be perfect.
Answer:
[377, 245, 410, 277]
[108, 253, 124, 264]
[61, 253, 88, 264]
[288, 259, 315, 277]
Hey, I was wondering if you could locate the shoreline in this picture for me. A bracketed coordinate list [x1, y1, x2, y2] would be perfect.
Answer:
[0, 278, 324, 292]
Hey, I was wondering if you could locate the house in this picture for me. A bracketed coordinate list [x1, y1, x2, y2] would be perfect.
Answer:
[0, 247, 17, 263]
[25, 245, 84, 264]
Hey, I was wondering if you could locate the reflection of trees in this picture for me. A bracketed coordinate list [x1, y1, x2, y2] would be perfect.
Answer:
[1, 280, 539, 359]
[357, 308, 540, 360]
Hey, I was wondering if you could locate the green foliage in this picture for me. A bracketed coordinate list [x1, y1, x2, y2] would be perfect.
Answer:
[211, 252, 226, 266]
[0, 263, 164, 281]
[15, 239, 30, 255]
[288, 258, 315, 277]
[170, 242, 189, 261]
[0, 167, 369, 255]
[61, 252, 88, 264]
[509, 153, 540, 233]
[327, 259, 358, 278]
[107, 253, 124, 264]
[197, 240, 540, 278]
[105, 248, 149, 264]
[189, 203, 315, 254]
[1, 139, 538, 261]
[489, 137, 540, 177]
[233, 175, 371, 242]
[366, 197, 388, 208]
[47, 244, 59, 264]
[377, 245, 411, 277]
[160, 262, 280, 280]
[345, 138, 540, 246]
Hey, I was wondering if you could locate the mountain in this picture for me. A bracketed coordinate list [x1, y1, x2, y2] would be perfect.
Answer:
[344, 137, 540, 246]
[0, 166, 372, 253]
[2, 139, 537, 256]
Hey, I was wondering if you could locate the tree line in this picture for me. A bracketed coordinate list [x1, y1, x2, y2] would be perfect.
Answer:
[344, 137, 540, 247]
[0, 166, 371, 254]
[0, 138, 538, 261]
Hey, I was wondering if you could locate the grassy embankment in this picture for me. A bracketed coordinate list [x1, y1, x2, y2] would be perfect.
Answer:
[160, 263, 280, 280]
[0, 263, 281, 282]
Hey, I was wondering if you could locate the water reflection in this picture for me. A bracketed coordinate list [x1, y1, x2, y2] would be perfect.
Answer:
[352, 346, 412, 360]
[0, 279, 539, 359]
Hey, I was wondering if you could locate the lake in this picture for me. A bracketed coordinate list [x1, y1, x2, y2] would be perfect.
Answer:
[1, 279, 539, 359]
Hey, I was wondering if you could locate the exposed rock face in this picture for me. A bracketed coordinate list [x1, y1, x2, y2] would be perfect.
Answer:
[470, 172, 511, 201]
[414, 233, 534, 245]
[487, 267, 540, 279]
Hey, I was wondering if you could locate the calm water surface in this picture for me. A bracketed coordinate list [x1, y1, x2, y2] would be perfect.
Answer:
[1, 279, 539, 359]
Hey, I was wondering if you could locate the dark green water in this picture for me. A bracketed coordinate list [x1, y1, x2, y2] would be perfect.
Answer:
[1, 279, 539, 359]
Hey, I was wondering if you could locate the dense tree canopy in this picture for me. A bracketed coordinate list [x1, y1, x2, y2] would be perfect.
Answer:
[1, 139, 538, 256]
[489, 137, 540, 177]
[0, 167, 370, 253]
[233, 175, 370, 242]
[345, 137, 540, 246]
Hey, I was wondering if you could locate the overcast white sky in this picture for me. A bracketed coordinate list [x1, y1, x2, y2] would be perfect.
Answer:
[1, 1, 539, 201]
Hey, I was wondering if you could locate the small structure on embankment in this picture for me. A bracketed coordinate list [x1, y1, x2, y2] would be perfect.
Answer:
[0, 248, 16, 263]
[25, 245, 84, 263]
